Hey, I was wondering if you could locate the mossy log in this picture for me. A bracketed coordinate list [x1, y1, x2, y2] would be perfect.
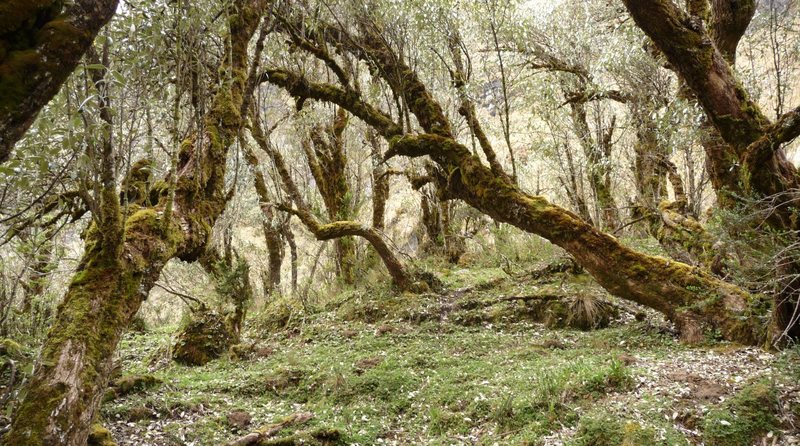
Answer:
[225, 412, 315, 446]
[3, 2, 264, 444]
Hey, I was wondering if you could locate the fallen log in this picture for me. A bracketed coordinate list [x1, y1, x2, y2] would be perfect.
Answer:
[225, 412, 314, 446]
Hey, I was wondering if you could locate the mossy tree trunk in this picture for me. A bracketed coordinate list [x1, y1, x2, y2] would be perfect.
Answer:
[302, 108, 357, 284]
[4, 2, 263, 444]
[368, 129, 389, 231]
[389, 133, 766, 342]
[243, 138, 285, 296]
[623, 0, 800, 340]
[0, 0, 118, 162]
[200, 232, 255, 340]
[627, 101, 718, 270]
[567, 98, 619, 231]
[262, 10, 769, 344]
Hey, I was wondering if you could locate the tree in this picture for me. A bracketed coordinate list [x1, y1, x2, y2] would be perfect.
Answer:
[246, 111, 418, 292]
[3, 0, 264, 443]
[621, 0, 800, 338]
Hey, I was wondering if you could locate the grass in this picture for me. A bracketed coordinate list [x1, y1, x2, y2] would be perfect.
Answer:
[103, 314, 679, 444]
[100, 260, 798, 445]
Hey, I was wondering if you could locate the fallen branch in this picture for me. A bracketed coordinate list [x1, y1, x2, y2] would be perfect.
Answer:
[225, 412, 314, 446]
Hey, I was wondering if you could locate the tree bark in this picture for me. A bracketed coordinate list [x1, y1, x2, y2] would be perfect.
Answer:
[4, 2, 263, 443]
[0, 0, 118, 162]
[243, 138, 284, 296]
[388, 134, 765, 343]
[622, 0, 800, 226]
[624, 0, 800, 341]
[568, 99, 619, 230]
[368, 129, 389, 231]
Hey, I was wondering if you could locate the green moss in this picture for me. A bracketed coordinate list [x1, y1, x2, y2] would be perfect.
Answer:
[0, 338, 25, 360]
[172, 311, 236, 366]
[702, 381, 780, 446]
[104, 374, 162, 402]
[87, 423, 117, 446]
[569, 415, 685, 446]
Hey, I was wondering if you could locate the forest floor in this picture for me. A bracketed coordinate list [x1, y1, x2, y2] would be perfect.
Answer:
[95, 259, 800, 446]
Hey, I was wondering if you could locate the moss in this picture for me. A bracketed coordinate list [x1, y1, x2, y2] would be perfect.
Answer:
[702, 381, 780, 446]
[104, 374, 162, 402]
[172, 310, 236, 366]
[569, 415, 682, 446]
[0, 338, 25, 360]
[87, 423, 117, 446]
[569, 414, 624, 446]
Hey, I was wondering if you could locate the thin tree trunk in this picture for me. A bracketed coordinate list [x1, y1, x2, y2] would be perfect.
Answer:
[568, 99, 619, 231]
[368, 129, 389, 231]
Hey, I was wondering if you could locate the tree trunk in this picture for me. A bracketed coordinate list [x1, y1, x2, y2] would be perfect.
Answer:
[4, 213, 177, 445]
[248, 111, 417, 292]
[302, 109, 357, 284]
[368, 129, 389, 231]
[262, 7, 770, 344]
[263, 220, 284, 295]
[0, 0, 119, 162]
[624, 0, 800, 341]
[568, 99, 619, 231]
[243, 138, 284, 296]
[283, 226, 298, 294]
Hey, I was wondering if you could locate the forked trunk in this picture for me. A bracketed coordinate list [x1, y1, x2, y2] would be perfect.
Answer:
[5, 1, 263, 442]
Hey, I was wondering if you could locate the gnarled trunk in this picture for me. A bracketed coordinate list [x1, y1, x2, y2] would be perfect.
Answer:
[388, 134, 767, 344]
[623, 0, 800, 341]
[302, 109, 356, 284]
[261, 5, 770, 344]
[248, 112, 416, 291]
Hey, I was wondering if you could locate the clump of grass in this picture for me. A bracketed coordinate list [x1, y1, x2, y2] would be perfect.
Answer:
[567, 294, 617, 330]
[702, 380, 780, 446]
[569, 413, 689, 446]
[569, 414, 624, 446]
